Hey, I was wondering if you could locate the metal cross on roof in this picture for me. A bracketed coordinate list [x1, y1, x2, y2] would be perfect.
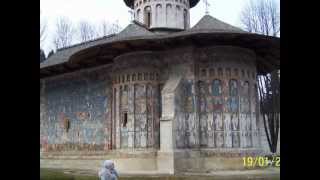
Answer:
[203, 0, 210, 15]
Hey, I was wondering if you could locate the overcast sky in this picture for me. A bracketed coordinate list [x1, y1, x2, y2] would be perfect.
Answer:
[40, 0, 279, 54]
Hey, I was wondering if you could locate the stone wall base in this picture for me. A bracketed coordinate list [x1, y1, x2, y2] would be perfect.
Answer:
[41, 148, 267, 175]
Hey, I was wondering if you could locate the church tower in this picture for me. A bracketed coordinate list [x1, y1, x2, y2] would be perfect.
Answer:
[124, 0, 200, 31]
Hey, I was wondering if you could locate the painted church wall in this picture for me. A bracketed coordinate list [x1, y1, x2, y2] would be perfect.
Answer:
[112, 51, 162, 150]
[171, 46, 259, 150]
[40, 65, 112, 152]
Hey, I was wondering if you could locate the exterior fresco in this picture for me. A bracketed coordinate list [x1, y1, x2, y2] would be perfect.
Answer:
[228, 79, 240, 148]
[113, 68, 161, 149]
[175, 59, 257, 150]
[134, 84, 147, 148]
[40, 46, 260, 153]
[40, 67, 112, 151]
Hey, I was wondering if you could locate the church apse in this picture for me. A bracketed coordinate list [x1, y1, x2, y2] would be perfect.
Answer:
[174, 46, 260, 151]
[112, 52, 161, 150]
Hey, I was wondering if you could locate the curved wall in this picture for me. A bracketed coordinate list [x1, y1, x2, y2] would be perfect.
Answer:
[134, 0, 190, 29]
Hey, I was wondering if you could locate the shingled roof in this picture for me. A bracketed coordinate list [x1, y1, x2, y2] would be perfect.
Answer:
[40, 21, 154, 69]
[40, 15, 279, 78]
[190, 15, 246, 33]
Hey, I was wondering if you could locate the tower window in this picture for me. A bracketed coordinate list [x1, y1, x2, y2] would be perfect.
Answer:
[183, 10, 188, 29]
[144, 6, 152, 28]
[137, 9, 141, 22]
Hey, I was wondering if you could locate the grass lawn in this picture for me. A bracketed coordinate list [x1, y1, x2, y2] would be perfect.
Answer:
[40, 168, 280, 180]
[40, 169, 98, 180]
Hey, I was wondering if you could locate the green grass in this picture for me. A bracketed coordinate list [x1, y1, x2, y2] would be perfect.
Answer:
[40, 169, 98, 180]
[40, 168, 280, 180]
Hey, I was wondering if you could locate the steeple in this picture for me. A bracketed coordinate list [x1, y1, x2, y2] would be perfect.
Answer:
[124, 0, 200, 31]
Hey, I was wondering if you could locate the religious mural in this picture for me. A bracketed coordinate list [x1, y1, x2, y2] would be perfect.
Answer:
[228, 79, 240, 148]
[134, 84, 147, 148]
[240, 81, 252, 148]
[40, 69, 111, 151]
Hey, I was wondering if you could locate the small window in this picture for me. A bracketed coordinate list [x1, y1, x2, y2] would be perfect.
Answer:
[234, 68, 239, 76]
[144, 72, 148, 81]
[209, 68, 215, 76]
[241, 69, 245, 77]
[218, 68, 223, 76]
[201, 69, 207, 77]
[127, 74, 130, 82]
[122, 112, 128, 127]
[138, 73, 142, 81]
[150, 73, 154, 80]
[132, 74, 136, 81]
[226, 68, 231, 77]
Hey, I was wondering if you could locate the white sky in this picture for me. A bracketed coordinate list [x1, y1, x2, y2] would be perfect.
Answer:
[40, 0, 279, 54]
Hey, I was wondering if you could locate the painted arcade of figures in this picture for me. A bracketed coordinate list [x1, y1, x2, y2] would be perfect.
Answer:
[112, 65, 258, 150]
[175, 65, 259, 149]
[112, 71, 161, 149]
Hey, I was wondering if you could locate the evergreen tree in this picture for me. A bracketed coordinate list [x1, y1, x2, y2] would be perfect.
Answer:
[47, 50, 54, 58]
[40, 49, 46, 63]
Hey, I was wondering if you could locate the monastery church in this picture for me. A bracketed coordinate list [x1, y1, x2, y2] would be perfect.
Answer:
[40, 0, 280, 174]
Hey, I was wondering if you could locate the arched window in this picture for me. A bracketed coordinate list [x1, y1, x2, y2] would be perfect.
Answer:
[166, 4, 172, 26]
[137, 9, 141, 22]
[156, 4, 162, 26]
[144, 6, 152, 28]
[183, 9, 188, 29]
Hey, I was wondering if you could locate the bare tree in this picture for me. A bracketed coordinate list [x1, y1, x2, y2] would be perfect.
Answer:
[100, 20, 111, 37]
[53, 17, 75, 49]
[98, 20, 122, 37]
[109, 20, 122, 34]
[241, 0, 280, 154]
[78, 21, 99, 42]
[40, 10, 47, 48]
[240, 0, 280, 36]
[257, 70, 280, 154]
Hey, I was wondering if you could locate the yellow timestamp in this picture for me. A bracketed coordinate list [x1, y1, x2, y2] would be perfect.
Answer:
[243, 156, 280, 167]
